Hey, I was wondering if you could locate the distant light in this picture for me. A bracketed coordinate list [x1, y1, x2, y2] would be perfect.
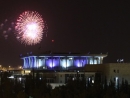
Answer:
[19, 66, 22, 69]
[8, 76, 14, 78]
[92, 80, 94, 83]
[25, 70, 31, 73]
[52, 40, 54, 42]
[69, 58, 73, 60]
[89, 78, 90, 82]
[72, 78, 74, 81]
[39, 78, 41, 80]
[19, 77, 22, 81]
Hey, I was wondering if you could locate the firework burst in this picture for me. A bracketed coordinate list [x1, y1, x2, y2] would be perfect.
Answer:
[15, 11, 44, 45]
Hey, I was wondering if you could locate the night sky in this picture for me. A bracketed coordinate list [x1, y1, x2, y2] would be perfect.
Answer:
[0, 0, 130, 67]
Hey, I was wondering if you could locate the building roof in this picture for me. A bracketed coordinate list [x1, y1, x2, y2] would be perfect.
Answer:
[20, 52, 107, 58]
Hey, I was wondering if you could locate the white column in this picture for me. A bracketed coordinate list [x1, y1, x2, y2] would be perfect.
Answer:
[37, 57, 39, 68]
[34, 57, 37, 68]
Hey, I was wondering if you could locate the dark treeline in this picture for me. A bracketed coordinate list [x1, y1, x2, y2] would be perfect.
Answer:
[0, 72, 130, 98]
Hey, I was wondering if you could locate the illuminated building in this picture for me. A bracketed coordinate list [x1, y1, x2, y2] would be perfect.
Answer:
[21, 52, 107, 70]
[4, 53, 130, 89]
[19, 52, 107, 88]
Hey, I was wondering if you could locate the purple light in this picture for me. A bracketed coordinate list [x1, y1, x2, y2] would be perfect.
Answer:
[53, 59, 59, 67]
[22, 56, 90, 69]
[46, 58, 59, 68]
[74, 57, 86, 67]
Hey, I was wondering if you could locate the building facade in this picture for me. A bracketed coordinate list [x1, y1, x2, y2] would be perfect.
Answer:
[19, 53, 107, 88]
[84, 63, 130, 85]
[21, 53, 107, 70]
[6, 53, 130, 88]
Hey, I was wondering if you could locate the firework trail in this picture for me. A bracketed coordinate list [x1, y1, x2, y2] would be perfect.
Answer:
[0, 19, 15, 39]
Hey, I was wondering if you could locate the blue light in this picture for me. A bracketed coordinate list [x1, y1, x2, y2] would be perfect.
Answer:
[22, 55, 105, 69]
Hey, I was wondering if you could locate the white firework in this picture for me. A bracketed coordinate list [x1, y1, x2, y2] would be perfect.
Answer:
[15, 11, 44, 45]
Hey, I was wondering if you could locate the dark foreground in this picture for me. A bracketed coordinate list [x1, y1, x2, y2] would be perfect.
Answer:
[0, 72, 129, 98]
